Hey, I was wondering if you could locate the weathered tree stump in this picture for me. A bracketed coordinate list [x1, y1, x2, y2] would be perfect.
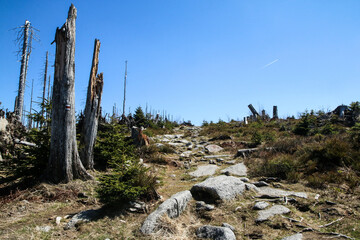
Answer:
[45, 4, 92, 183]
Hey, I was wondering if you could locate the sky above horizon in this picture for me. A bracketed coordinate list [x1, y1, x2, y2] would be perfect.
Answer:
[1, 0, 360, 125]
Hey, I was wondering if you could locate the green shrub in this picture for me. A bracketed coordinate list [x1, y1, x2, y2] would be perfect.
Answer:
[95, 123, 158, 205]
[94, 123, 134, 169]
[251, 131, 263, 146]
[97, 158, 158, 204]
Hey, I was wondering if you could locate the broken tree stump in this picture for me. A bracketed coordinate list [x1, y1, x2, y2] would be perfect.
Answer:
[45, 4, 92, 183]
[80, 39, 103, 170]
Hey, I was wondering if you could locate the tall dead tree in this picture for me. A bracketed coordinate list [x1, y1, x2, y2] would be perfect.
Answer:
[15, 20, 30, 121]
[80, 39, 104, 170]
[122, 60, 127, 117]
[45, 4, 92, 183]
[40, 51, 48, 128]
[28, 79, 34, 129]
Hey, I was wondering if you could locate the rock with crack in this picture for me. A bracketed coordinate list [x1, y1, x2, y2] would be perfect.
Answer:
[205, 144, 224, 153]
[140, 190, 192, 234]
[189, 165, 219, 177]
[256, 205, 291, 222]
[257, 187, 307, 199]
[196, 225, 236, 240]
[190, 175, 245, 203]
[280, 233, 303, 240]
[64, 209, 100, 230]
[220, 163, 247, 176]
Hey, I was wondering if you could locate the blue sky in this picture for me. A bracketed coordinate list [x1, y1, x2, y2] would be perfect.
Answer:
[1, 0, 360, 125]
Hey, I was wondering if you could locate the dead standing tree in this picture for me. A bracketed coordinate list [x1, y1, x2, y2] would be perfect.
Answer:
[80, 39, 104, 169]
[45, 4, 92, 183]
[14, 20, 39, 122]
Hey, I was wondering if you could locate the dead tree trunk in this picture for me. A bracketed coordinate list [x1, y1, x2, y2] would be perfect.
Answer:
[80, 39, 103, 170]
[45, 4, 92, 183]
[40, 51, 48, 128]
[15, 20, 30, 121]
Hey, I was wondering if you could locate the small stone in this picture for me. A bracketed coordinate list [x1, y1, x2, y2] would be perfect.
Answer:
[314, 194, 320, 200]
[196, 225, 236, 240]
[253, 201, 269, 210]
[170, 174, 176, 178]
[216, 158, 224, 162]
[222, 223, 235, 231]
[256, 205, 291, 222]
[55, 216, 62, 225]
[36, 226, 52, 232]
[240, 177, 249, 182]
[209, 159, 216, 164]
[196, 201, 215, 211]
[253, 181, 270, 187]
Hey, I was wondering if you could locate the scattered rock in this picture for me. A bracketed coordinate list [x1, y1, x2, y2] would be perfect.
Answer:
[240, 177, 249, 182]
[190, 175, 245, 203]
[128, 201, 148, 213]
[256, 205, 291, 222]
[257, 187, 307, 199]
[253, 181, 269, 187]
[220, 163, 247, 176]
[245, 183, 260, 192]
[55, 216, 62, 225]
[140, 190, 192, 234]
[259, 177, 280, 182]
[209, 159, 216, 164]
[205, 144, 224, 153]
[196, 225, 236, 240]
[280, 233, 303, 240]
[180, 151, 193, 158]
[253, 201, 270, 210]
[216, 158, 224, 163]
[189, 165, 219, 177]
[221, 223, 235, 231]
[196, 201, 215, 211]
[225, 160, 236, 165]
[35, 225, 52, 232]
[64, 209, 100, 230]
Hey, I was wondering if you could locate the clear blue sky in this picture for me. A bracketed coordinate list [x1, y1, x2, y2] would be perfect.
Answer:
[1, 0, 360, 125]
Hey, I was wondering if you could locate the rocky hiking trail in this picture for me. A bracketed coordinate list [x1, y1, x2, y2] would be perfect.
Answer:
[1, 126, 359, 239]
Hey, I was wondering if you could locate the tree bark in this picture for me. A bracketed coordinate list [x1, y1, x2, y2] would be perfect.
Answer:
[40, 51, 48, 128]
[45, 4, 92, 183]
[80, 39, 103, 169]
[15, 20, 30, 122]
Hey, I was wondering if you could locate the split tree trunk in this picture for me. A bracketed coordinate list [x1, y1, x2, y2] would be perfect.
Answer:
[80, 39, 103, 169]
[40, 51, 48, 128]
[45, 4, 92, 183]
[15, 20, 30, 121]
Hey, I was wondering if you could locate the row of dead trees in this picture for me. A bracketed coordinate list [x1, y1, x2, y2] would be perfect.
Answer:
[43, 4, 103, 183]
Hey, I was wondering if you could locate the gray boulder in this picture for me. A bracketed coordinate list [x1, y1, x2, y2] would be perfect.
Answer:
[190, 175, 245, 203]
[205, 144, 224, 153]
[196, 225, 236, 240]
[189, 165, 219, 177]
[281, 233, 303, 240]
[140, 190, 192, 234]
[256, 205, 291, 222]
[220, 163, 247, 176]
[64, 209, 100, 230]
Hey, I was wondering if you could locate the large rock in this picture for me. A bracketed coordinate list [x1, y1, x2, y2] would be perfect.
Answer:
[253, 201, 269, 210]
[257, 187, 307, 199]
[196, 225, 236, 240]
[205, 144, 223, 153]
[189, 165, 219, 177]
[64, 209, 100, 230]
[281, 233, 303, 240]
[221, 163, 247, 176]
[190, 175, 245, 203]
[256, 205, 291, 222]
[140, 190, 192, 234]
